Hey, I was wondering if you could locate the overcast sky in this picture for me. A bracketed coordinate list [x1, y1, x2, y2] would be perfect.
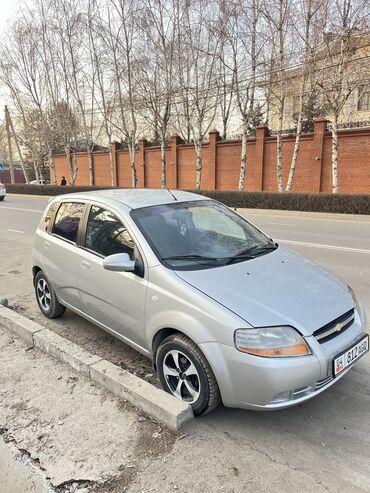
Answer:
[0, 0, 20, 111]
[0, 0, 19, 29]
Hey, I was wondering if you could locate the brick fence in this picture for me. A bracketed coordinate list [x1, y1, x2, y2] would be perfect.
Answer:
[52, 118, 370, 193]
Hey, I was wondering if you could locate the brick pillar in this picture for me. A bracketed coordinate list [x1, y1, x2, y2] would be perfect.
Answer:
[312, 117, 327, 192]
[169, 135, 181, 189]
[111, 141, 118, 186]
[208, 128, 220, 190]
[137, 138, 147, 188]
[254, 124, 268, 191]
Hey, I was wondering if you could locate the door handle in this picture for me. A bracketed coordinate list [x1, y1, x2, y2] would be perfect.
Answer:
[81, 260, 91, 270]
[44, 240, 50, 249]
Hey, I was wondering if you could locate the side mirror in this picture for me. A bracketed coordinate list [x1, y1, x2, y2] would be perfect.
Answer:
[103, 253, 136, 273]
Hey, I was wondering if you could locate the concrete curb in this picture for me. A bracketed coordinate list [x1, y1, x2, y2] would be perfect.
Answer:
[236, 208, 370, 222]
[0, 305, 193, 431]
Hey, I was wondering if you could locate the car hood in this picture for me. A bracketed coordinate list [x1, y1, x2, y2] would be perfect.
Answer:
[175, 246, 353, 336]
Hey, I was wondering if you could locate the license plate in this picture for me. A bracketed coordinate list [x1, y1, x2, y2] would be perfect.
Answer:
[333, 335, 369, 377]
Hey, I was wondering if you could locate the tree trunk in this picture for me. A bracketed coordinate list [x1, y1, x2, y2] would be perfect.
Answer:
[331, 115, 339, 193]
[160, 140, 166, 189]
[108, 144, 115, 186]
[129, 143, 138, 188]
[34, 163, 40, 182]
[87, 145, 94, 186]
[285, 112, 303, 192]
[238, 121, 248, 191]
[276, 130, 283, 192]
[222, 118, 227, 141]
[48, 147, 57, 185]
[71, 152, 78, 186]
[194, 140, 202, 190]
[65, 145, 74, 185]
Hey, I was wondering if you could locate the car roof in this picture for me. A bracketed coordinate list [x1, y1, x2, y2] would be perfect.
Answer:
[53, 188, 210, 210]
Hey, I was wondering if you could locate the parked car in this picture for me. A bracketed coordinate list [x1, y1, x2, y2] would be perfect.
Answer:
[0, 181, 6, 201]
[30, 179, 50, 185]
[32, 189, 368, 415]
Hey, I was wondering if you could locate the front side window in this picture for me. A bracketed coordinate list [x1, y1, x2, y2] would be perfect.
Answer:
[131, 200, 277, 270]
[52, 202, 85, 242]
[85, 206, 135, 259]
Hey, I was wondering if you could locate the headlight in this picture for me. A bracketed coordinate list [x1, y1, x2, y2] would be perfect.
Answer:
[234, 326, 311, 357]
[348, 285, 360, 312]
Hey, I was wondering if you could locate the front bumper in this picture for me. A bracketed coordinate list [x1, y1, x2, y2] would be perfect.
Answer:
[200, 306, 368, 410]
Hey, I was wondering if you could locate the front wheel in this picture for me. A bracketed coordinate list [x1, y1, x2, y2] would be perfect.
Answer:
[0, 196, 4, 201]
[34, 271, 65, 318]
[156, 333, 221, 416]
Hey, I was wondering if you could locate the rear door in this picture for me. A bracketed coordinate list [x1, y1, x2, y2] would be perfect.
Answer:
[77, 204, 148, 351]
[41, 201, 86, 308]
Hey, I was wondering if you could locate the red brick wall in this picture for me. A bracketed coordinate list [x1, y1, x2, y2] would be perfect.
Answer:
[51, 121, 370, 193]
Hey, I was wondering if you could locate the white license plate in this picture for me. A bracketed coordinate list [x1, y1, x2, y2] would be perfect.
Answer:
[333, 335, 369, 377]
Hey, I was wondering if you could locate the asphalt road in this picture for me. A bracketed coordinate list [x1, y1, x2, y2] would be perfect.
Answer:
[1, 194, 370, 492]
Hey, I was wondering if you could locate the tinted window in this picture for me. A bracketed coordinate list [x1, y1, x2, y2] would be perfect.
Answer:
[85, 206, 135, 259]
[44, 202, 59, 233]
[52, 202, 85, 242]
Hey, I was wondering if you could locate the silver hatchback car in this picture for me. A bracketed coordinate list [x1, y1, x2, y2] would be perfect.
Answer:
[32, 189, 368, 415]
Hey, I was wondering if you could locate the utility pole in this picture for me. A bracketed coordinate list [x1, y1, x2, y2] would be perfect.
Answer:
[5, 106, 30, 184]
[4, 106, 15, 184]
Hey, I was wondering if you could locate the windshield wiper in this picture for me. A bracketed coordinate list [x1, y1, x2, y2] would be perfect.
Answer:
[161, 255, 221, 262]
[247, 244, 278, 257]
[222, 244, 278, 265]
[222, 253, 255, 265]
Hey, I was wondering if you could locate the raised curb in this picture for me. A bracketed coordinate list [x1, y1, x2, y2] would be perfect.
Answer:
[33, 329, 103, 377]
[0, 305, 42, 345]
[236, 208, 370, 222]
[0, 305, 193, 431]
[90, 359, 193, 431]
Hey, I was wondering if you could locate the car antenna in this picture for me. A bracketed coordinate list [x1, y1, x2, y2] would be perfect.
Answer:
[167, 188, 178, 201]
[141, 160, 178, 201]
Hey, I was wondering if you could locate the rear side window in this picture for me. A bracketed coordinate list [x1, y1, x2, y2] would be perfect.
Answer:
[52, 202, 85, 243]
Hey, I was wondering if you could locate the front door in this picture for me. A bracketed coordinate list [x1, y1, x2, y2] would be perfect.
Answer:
[77, 205, 148, 351]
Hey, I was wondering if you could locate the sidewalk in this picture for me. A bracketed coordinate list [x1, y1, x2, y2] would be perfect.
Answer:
[0, 327, 174, 492]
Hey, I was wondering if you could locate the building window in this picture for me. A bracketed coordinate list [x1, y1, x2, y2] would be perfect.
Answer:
[357, 87, 370, 111]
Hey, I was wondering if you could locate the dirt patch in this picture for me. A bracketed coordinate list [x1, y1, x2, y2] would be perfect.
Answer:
[9, 297, 160, 388]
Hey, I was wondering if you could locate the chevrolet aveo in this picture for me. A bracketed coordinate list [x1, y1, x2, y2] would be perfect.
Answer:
[32, 189, 368, 415]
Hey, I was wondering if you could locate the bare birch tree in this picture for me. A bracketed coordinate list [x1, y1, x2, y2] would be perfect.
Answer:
[176, 0, 221, 190]
[262, 0, 292, 192]
[138, 0, 177, 188]
[285, 0, 323, 191]
[316, 0, 369, 193]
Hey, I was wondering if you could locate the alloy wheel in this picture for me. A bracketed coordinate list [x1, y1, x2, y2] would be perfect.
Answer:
[36, 278, 51, 311]
[162, 349, 201, 403]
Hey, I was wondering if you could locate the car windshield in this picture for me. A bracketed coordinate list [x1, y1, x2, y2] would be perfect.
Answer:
[131, 200, 277, 270]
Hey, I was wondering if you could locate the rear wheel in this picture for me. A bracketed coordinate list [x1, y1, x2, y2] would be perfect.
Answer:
[156, 333, 221, 416]
[0, 196, 4, 201]
[34, 271, 65, 318]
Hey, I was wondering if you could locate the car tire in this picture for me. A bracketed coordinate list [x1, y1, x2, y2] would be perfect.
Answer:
[156, 333, 221, 416]
[0, 196, 4, 201]
[34, 271, 65, 318]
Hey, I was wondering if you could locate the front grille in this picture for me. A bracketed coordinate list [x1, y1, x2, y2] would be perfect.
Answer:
[313, 309, 354, 344]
